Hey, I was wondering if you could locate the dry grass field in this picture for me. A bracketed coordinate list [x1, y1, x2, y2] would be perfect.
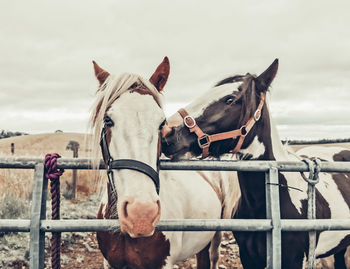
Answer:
[0, 132, 98, 199]
[0, 132, 349, 199]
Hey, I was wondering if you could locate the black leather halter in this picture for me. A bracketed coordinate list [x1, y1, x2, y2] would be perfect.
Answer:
[100, 127, 160, 197]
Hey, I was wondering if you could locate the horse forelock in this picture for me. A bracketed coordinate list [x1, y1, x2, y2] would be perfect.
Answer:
[88, 73, 164, 171]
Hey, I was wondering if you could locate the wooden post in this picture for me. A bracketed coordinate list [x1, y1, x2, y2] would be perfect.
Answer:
[11, 143, 14, 155]
[29, 163, 47, 269]
[66, 141, 79, 199]
[72, 145, 78, 199]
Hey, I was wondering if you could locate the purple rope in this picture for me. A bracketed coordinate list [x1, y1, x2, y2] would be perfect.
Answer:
[45, 153, 64, 269]
[45, 153, 64, 181]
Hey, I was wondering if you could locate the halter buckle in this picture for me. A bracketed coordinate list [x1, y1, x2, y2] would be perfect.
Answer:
[198, 134, 210, 148]
[240, 126, 247, 137]
[254, 109, 261, 121]
[184, 115, 196, 128]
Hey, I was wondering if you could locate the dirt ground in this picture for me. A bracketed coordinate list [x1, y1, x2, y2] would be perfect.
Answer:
[52, 231, 243, 269]
[1, 196, 244, 269]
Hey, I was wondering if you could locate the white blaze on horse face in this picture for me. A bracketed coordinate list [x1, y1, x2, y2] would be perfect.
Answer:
[107, 91, 164, 237]
[167, 82, 241, 127]
[108, 92, 163, 164]
[108, 92, 164, 193]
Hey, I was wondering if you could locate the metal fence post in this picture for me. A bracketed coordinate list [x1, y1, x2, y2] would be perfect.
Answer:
[29, 163, 48, 269]
[307, 182, 317, 269]
[265, 167, 282, 269]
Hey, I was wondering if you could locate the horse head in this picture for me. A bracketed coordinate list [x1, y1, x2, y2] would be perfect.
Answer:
[90, 57, 170, 238]
[162, 59, 278, 160]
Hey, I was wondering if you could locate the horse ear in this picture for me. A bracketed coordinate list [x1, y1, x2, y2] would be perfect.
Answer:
[255, 58, 279, 92]
[149, 56, 170, 92]
[93, 61, 110, 85]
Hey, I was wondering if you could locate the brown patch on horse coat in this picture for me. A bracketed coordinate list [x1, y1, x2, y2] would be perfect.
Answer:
[196, 243, 210, 268]
[333, 150, 350, 162]
[97, 202, 170, 269]
[332, 150, 350, 208]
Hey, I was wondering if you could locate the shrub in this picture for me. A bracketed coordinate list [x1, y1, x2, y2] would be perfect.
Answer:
[0, 193, 29, 219]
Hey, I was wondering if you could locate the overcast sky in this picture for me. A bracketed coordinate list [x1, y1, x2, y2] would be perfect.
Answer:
[0, 1, 349, 139]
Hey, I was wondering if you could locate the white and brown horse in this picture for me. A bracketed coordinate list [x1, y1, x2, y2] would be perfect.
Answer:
[89, 57, 240, 269]
[161, 59, 350, 268]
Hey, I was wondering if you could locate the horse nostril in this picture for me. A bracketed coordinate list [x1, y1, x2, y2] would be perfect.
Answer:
[123, 201, 129, 218]
[156, 200, 161, 214]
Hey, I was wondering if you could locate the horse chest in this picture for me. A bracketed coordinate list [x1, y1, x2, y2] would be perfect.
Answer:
[96, 231, 170, 269]
[97, 203, 170, 269]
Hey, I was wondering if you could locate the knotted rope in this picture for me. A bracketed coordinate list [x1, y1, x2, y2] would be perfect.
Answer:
[45, 153, 64, 269]
[300, 158, 321, 269]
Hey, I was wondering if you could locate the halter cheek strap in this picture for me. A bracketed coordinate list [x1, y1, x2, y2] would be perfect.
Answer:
[178, 93, 265, 159]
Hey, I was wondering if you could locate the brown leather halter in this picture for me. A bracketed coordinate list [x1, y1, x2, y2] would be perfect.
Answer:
[178, 93, 266, 158]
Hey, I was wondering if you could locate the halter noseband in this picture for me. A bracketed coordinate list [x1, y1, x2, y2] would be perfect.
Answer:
[100, 127, 161, 198]
[178, 93, 266, 158]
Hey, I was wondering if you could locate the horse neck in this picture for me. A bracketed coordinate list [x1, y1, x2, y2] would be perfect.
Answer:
[235, 99, 292, 217]
[239, 97, 291, 162]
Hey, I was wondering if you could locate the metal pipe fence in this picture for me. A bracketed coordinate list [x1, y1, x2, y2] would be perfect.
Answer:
[1, 157, 350, 269]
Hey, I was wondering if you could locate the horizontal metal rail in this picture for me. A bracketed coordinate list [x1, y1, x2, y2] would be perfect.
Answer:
[0, 219, 30, 232]
[0, 158, 349, 172]
[283, 138, 350, 145]
[3, 219, 350, 233]
[1, 157, 350, 269]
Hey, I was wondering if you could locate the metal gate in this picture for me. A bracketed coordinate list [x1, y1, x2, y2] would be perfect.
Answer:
[1, 157, 350, 269]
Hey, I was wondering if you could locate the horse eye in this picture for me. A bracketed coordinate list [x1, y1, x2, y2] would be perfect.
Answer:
[104, 116, 114, 127]
[225, 97, 234, 105]
[130, 82, 138, 89]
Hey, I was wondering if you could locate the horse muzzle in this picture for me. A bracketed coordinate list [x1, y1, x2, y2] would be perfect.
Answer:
[119, 198, 161, 238]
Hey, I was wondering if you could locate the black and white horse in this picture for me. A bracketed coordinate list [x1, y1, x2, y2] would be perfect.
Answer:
[161, 59, 350, 268]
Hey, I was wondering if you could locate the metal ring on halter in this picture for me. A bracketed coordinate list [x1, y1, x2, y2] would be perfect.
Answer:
[254, 109, 261, 121]
[240, 125, 248, 137]
[198, 134, 210, 149]
[183, 115, 196, 128]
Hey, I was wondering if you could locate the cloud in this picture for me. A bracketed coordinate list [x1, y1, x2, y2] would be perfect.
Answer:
[0, 0, 349, 137]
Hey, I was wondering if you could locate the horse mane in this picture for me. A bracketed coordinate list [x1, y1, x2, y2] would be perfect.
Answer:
[215, 75, 245, 87]
[238, 75, 259, 126]
[88, 73, 164, 171]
